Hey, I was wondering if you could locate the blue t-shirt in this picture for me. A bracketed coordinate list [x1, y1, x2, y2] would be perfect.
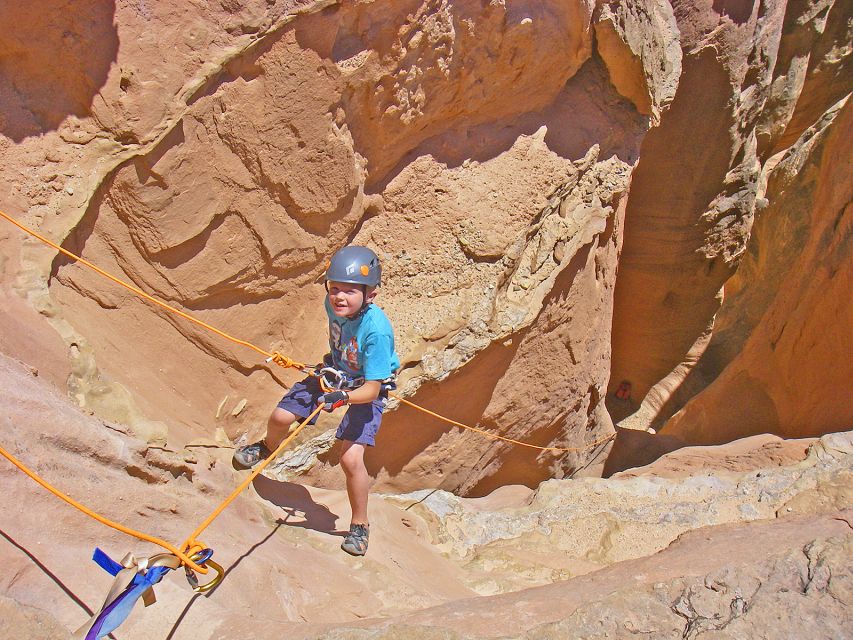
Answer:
[325, 300, 400, 381]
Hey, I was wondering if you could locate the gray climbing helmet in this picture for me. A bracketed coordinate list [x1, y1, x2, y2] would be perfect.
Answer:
[325, 246, 381, 288]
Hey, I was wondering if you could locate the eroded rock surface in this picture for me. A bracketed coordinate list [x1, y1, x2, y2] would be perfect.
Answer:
[608, 0, 852, 437]
[1, 353, 850, 639]
[2, 0, 670, 494]
[662, 94, 853, 443]
[392, 431, 853, 595]
[1, 1, 851, 638]
[303, 518, 852, 640]
[0, 0, 846, 492]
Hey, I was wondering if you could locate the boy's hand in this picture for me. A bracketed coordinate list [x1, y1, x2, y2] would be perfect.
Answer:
[319, 391, 349, 412]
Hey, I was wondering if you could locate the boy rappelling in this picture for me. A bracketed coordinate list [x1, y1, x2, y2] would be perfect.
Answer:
[233, 246, 400, 557]
[0, 209, 619, 640]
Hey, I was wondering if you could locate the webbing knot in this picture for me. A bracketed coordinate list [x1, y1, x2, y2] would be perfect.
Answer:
[182, 539, 207, 560]
[76, 549, 182, 639]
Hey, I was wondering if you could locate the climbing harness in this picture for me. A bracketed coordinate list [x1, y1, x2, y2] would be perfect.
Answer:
[0, 208, 617, 636]
[317, 366, 365, 391]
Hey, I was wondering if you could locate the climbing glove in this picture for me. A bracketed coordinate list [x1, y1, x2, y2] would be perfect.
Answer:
[320, 390, 349, 412]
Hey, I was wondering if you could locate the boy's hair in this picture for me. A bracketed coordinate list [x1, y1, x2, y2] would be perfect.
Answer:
[326, 246, 381, 288]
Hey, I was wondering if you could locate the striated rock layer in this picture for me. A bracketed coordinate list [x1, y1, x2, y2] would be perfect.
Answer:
[0, 353, 850, 639]
[0, 0, 851, 635]
[0, 0, 847, 492]
[662, 95, 853, 443]
[2, 0, 668, 494]
[608, 0, 852, 439]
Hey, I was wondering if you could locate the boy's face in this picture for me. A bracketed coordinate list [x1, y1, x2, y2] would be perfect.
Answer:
[327, 281, 376, 317]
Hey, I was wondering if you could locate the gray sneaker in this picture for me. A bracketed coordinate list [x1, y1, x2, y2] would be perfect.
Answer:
[341, 524, 369, 556]
[232, 441, 272, 469]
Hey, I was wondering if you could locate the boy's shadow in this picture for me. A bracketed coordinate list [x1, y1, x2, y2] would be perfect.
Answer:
[252, 475, 346, 536]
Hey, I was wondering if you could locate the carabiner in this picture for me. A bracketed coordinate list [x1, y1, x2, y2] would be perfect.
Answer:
[319, 367, 345, 391]
[191, 558, 224, 594]
[184, 549, 225, 595]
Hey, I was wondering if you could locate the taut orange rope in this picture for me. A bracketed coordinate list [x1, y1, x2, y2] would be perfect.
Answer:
[0, 207, 617, 564]
[181, 405, 324, 553]
[0, 208, 306, 371]
[1, 207, 616, 455]
[396, 398, 616, 452]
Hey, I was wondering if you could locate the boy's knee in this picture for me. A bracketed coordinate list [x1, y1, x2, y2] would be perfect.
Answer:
[268, 408, 296, 430]
[339, 443, 365, 473]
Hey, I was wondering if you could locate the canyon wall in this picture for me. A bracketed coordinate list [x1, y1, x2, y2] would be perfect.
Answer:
[0, 0, 850, 496]
[1, 350, 849, 638]
[608, 0, 852, 443]
[1, 2, 851, 638]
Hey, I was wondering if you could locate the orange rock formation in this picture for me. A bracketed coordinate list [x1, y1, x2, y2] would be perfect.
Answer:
[0, 0, 850, 637]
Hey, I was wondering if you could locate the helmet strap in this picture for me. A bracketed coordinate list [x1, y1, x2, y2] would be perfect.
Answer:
[352, 285, 373, 318]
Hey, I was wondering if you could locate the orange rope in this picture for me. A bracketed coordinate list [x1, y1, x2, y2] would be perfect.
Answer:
[1, 209, 615, 454]
[0, 209, 306, 371]
[181, 405, 323, 552]
[0, 207, 616, 568]
[0, 207, 312, 572]
[396, 397, 616, 452]
[0, 443, 207, 573]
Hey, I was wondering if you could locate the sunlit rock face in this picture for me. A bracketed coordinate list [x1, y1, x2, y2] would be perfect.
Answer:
[661, 98, 853, 443]
[0, 0, 849, 496]
[0, 352, 849, 639]
[1, 0, 658, 495]
[1, 2, 851, 639]
[607, 0, 851, 442]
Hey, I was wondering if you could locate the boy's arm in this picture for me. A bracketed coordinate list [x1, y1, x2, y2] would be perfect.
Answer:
[318, 380, 380, 412]
[343, 380, 381, 404]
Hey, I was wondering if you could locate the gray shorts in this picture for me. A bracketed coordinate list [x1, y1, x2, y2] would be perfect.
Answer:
[277, 376, 394, 446]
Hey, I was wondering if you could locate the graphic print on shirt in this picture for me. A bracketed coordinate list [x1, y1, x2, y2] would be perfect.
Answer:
[330, 322, 342, 352]
[329, 321, 361, 372]
[343, 337, 360, 370]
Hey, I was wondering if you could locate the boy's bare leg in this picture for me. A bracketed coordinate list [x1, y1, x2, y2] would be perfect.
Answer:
[339, 441, 370, 525]
[265, 407, 297, 450]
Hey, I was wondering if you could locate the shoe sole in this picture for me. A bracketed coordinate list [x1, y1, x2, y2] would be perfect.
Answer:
[232, 453, 262, 469]
[341, 545, 367, 556]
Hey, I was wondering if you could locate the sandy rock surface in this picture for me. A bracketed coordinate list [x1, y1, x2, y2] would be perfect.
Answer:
[2, 352, 850, 639]
[608, 0, 852, 439]
[661, 93, 853, 443]
[0, 0, 848, 491]
[306, 515, 852, 640]
[0, 352, 476, 638]
[1, 0, 851, 638]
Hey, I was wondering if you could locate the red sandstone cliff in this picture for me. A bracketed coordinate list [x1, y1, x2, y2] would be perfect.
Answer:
[2, 0, 848, 490]
[0, 1, 850, 638]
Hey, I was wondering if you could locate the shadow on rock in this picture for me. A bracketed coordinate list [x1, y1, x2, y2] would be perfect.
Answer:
[602, 426, 685, 477]
[252, 475, 344, 535]
[0, 0, 118, 141]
